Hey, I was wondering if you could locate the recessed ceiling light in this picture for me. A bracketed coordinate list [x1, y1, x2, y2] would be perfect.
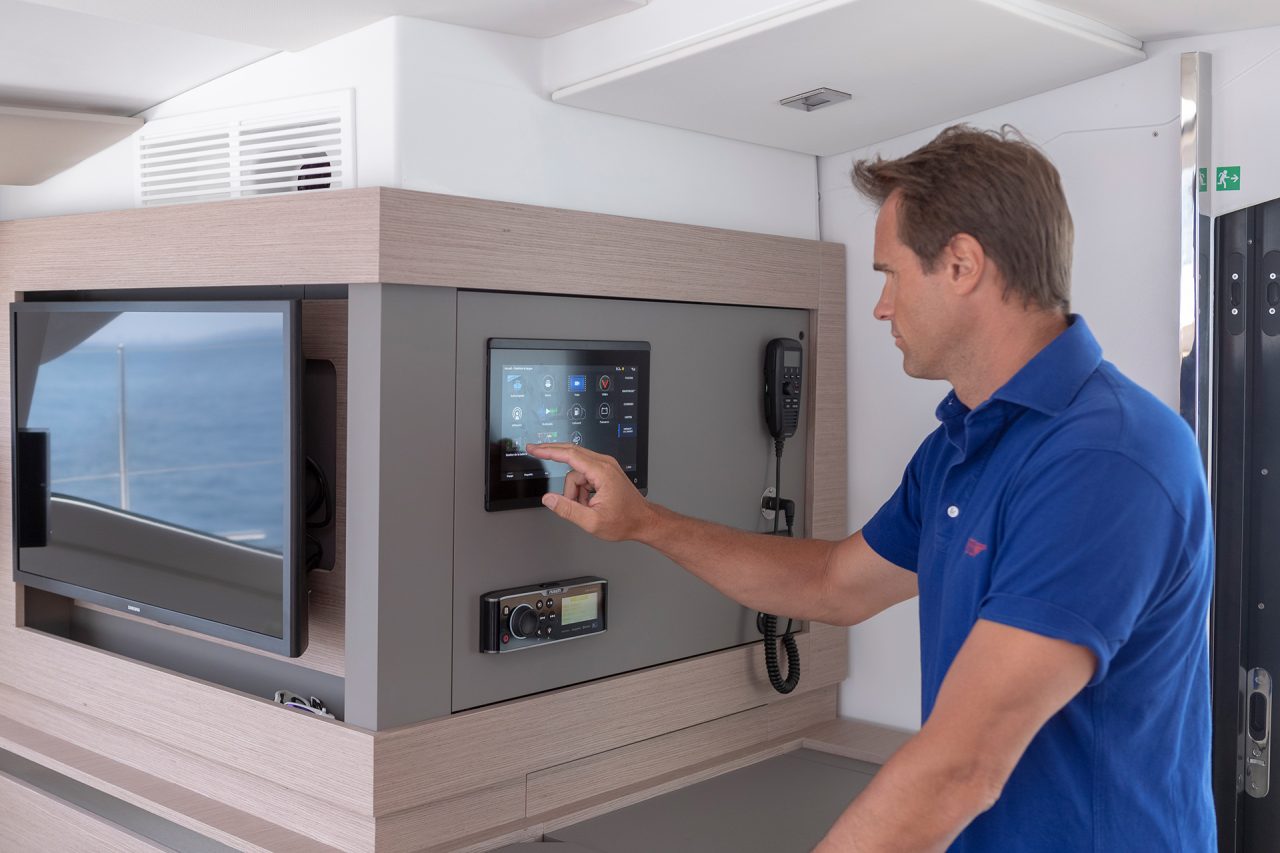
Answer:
[780, 87, 852, 112]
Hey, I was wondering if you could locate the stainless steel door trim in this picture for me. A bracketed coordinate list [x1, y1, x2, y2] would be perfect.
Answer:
[1179, 51, 1212, 472]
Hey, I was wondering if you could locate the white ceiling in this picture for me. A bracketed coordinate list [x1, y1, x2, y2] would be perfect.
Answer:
[553, 0, 1145, 156]
[0, 0, 272, 114]
[0, 0, 648, 115]
[3, 0, 1280, 186]
[1044, 0, 1280, 41]
[23, 0, 650, 50]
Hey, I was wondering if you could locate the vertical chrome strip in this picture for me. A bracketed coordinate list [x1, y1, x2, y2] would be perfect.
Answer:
[1180, 51, 1212, 474]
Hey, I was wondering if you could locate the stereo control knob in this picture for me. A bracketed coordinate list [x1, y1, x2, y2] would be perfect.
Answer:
[510, 604, 538, 639]
[782, 381, 796, 396]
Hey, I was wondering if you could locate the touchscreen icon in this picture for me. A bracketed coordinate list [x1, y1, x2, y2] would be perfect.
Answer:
[569, 403, 586, 421]
[598, 375, 612, 392]
[511, 406, 523, 422]
[570, 431, 584, 446]
[598, 402, 612, 420]
[569, 375, 587, 393]
[542, 375, 555, 392]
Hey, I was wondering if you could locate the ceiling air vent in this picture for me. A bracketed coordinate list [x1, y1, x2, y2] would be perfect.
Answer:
[779, 87, 852, 112]
[136, 90, 355, 207]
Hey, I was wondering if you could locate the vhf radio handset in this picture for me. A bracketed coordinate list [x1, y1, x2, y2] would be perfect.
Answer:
[764, 337, 803, 443]
[759, 337, 802, 694]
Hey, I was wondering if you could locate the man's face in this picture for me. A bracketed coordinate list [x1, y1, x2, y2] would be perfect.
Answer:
[872, 194, 955, 381]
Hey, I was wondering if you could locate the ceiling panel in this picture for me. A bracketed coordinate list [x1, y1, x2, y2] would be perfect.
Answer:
[0, 0, 272, 114]
[1043, 0, 1280, 41]
[22, 0, 649, 50]
[553, 0, 1145, 156]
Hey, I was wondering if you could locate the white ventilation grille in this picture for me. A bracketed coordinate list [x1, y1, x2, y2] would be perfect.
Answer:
[136, 90, 354, 207]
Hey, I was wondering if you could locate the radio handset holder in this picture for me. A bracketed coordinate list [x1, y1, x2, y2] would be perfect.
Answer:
[759, 337, 802, 694]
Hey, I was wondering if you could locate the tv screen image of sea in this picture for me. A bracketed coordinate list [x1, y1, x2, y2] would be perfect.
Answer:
[25, 311, 287, 554]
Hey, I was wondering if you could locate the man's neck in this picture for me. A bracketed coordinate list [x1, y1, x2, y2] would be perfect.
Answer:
[951, 311, 1069, 409]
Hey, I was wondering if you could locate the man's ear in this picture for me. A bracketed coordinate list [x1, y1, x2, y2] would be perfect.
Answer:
[945, 233, 986, 297]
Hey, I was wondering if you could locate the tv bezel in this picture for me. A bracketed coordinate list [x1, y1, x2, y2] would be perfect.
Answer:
[9, 300, 307, 658]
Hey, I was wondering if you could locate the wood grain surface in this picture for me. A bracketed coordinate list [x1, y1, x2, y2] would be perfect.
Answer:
[378, 189, 821, 309]
[0, 768, 166, 853]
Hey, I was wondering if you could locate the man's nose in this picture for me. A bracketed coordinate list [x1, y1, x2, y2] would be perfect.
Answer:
[873, 285, 893, 322]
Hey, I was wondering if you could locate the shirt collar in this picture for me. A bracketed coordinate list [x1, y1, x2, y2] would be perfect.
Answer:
[989, 314, 1102, 416]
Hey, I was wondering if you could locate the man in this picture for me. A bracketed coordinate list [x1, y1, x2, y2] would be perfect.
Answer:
[527, 125, 1214, 851]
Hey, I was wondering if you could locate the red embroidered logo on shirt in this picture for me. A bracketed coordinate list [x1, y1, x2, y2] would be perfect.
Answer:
[965, 538, 988, 557]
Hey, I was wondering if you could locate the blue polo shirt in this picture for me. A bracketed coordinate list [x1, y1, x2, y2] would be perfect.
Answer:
[863, 316, 1214, 852]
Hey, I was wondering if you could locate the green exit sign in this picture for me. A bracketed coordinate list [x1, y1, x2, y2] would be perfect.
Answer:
[1217, 166, 1241, 191]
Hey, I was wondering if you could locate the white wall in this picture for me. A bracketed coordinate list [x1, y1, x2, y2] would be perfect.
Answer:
[0, 15, 818, 239]
[821, 25, 1280, 730]
[394, 16, 817, 237]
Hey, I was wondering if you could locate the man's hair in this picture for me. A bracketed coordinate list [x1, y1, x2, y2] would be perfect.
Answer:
[850, 124, 1072, 312]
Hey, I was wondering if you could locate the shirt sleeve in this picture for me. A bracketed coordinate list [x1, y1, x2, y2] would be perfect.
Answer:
[861, 434, 935, 573]
[978, 448, 1184, 686]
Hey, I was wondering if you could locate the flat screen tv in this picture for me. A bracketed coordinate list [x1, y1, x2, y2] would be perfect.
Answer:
[10, 301, 307, 657]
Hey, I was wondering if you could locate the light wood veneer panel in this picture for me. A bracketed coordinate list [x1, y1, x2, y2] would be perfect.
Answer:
[806, 621, 851, 688]
[375, 778, 525, 853]
[373, 628, 842, 815]
[378, 188, 821, 309]
[807, 241, 849, 541]
[526, 687, 838, 818]
[0, 713, 350, 851]
[444, 713, 905, 853]
[801, 717, 915, 765]
[0, 623, 374, 813]
[0, 190, 382, 291]
[0, 683, 366, 850]
[764, 684, 840, 738]
[526, 706, 771, 816]
[0, 769, 165, 853]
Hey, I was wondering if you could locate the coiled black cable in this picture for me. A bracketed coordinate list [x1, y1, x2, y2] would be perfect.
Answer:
[761, 612, 800, 694]
[759, 437, 800, 694]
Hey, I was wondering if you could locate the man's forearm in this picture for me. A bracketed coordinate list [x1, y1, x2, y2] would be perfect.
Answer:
[814, 726, 1003, 852]
[635, 502, 840, 622]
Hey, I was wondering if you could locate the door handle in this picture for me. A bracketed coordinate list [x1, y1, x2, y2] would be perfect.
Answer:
[1247, 667, 1272, 798]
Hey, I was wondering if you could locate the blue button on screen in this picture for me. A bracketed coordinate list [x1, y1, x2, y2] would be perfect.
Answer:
[569, 375, 587, 392]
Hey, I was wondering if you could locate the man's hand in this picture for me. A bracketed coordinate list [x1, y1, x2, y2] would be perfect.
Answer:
[525, 443, 656, 542]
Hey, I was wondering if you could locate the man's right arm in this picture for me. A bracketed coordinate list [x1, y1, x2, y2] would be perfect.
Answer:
[640, 505, 918, 626]
[526, 443, 918, 626]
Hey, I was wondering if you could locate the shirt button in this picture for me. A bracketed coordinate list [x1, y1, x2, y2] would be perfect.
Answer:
[947, 505, 960, 518]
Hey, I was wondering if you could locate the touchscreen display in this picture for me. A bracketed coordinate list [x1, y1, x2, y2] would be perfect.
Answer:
[486, 339, 649, 511]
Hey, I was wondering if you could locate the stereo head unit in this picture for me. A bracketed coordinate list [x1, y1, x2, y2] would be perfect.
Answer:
[485, 339, 650, 511]
[480, 576, 607, 653]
